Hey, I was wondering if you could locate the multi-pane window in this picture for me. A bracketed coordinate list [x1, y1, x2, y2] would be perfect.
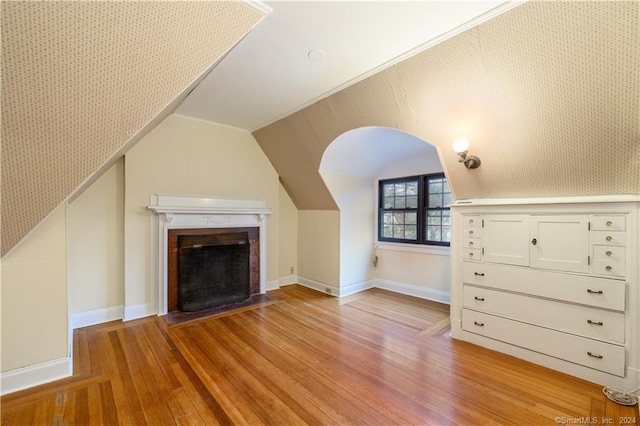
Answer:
[378, 173, 452, 246]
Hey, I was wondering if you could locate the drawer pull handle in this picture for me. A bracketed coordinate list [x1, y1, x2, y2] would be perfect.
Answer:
[587, 320, 603, 326]
[605, 235, 613, 241]
[468, 252, 474, 257]
[469, 230, 474, 235]
[587, 352, 603, 359]
[605, 251, 612, 256]
[605, 265, 612, 272]
[531, 238, 537, 246]
[474, 321, 484, 327]
[606, 221, 613, 227]
[474, 296, 485, 301]
[587, 289, 603, 294]
[469, 219, 474, 224]
[474, 272, 485, 277]
[469, 241, 474, 246]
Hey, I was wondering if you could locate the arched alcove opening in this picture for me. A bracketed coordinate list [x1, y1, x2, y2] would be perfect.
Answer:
[319, 127, 451, 301]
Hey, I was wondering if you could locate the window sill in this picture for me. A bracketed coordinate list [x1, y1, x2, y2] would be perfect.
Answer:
[375, 242, 450, 256]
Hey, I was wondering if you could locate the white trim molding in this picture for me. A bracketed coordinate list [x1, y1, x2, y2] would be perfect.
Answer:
[147, 195, 272, 316]
[339, 280, 375, 297]
[1, 357, 72, 396]
[277, 275, 297, 288]
[71, 305, 124, 329]
[124, 302, 156, 321]
[297, 276, 340, 297]
[374, 279, 450, 305]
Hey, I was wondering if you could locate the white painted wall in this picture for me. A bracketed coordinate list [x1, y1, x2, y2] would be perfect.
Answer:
[123, 115, 281, 317]
[68, 159, 124, 317]
[298, 210, 340, 287]
[320, 172, 375, 287]
[1, 206, 68, 371]
[278, 184, 298, 282]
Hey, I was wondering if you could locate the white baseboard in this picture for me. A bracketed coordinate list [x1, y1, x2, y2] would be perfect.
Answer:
[297, 276, 339, 297]
[71, 305, 124, 329]
[1, 356, 71, 396]
[374, 279, 450, 305]
[266, 278, 282, 291]
[296, 276, 450, 304]
[123, 302, 156, 321]
[339, 280, 375, 297]
[277, 275, 297, 287]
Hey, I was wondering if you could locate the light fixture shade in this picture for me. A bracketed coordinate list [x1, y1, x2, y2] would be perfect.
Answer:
[452, 138, 469, 153]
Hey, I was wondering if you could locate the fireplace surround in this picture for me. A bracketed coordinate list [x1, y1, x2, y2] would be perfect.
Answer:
[147, 195, 271, 316]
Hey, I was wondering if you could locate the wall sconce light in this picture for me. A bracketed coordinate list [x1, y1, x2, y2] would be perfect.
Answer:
[452, 138, 481, 169]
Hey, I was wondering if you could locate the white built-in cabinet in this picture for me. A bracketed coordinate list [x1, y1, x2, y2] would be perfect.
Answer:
[451, 197, 639, 389]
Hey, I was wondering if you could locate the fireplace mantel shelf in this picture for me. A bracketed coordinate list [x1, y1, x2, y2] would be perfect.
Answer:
[147, 205, 272, 215]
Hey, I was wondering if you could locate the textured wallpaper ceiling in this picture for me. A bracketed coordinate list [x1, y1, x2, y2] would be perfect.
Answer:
[1, 1, 264, 256]
[253, 1, 640, 210]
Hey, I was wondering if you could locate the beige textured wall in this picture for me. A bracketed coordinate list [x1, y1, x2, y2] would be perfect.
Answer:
[278, 184, 298, 278]
[124, 115, 281, 312]
[253, 2, 640, 210]
[68, 159, 124, 315]
[1, 206, 68, 372]
[1, 1, 264, 256]
[298, 211, 341, 287]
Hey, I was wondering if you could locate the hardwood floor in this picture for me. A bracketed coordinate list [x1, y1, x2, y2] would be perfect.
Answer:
[2, 285, 638, 425]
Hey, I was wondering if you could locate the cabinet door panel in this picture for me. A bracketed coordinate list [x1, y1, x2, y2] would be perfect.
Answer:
[530, 215, 589, 273]
[483, 215, 529, 266]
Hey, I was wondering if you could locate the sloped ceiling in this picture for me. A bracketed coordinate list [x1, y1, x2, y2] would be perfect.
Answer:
[1, 1, 265, 256]
[253, 1, 640, 209]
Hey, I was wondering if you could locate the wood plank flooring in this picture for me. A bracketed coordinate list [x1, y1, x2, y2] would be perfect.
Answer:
[2, 285, 638, 425]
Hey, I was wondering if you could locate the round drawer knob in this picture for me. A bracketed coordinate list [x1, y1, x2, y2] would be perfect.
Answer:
[469, 219, 474, 224]
[469, 252, 474, 257]
[605, 265, 612, 271]
[605, 235, 613, 241]
[605, 251, 612, 256]
[606, 221, 613, 226]
[469, 241, 474, 246]
[469, 230, 474, 235]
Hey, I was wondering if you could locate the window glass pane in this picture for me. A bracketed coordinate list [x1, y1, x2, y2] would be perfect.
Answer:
[395, 183, 406, 196]
[427, 214, 441, 225]
[393, 212, 404, 224]
[406, 212, 417, 225]
[406, 181, 418, 195]
[429, 180, 443, 194]
[382, 226, 393, 238]
[443, 192, 453, 207]
[384, 197, 394, 209]
[427, 226, 441, 241]
[384, 184, 394, 197]
[394, 197, 406, 209]
[406, 196, 417, 208]
[383, 212, 393, 224]
[442, 215, 451, 226]
[393, 225, 405, 238]
[428, 194, 442, 208]
[442, 226, 451, 242]
[405, 225, 417, 240]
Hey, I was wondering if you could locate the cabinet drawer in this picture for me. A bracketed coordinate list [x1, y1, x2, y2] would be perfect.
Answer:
[463, 227, 481, 238]
[591, 215, 626, 231]
[593, 245, 625, 261]
[462, 310, 625, 376]
[463, 286, 625, 343]
[463, 215, 482, 228]
[462, 262, 626, 311]
[592, 231, 626, 246]
[592, 259, 626, 278]
[462, 237, 481, 249]
[463, 248, 482, 261]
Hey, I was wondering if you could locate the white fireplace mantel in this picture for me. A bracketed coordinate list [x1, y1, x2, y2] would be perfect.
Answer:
[147, 194, 272, 315]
